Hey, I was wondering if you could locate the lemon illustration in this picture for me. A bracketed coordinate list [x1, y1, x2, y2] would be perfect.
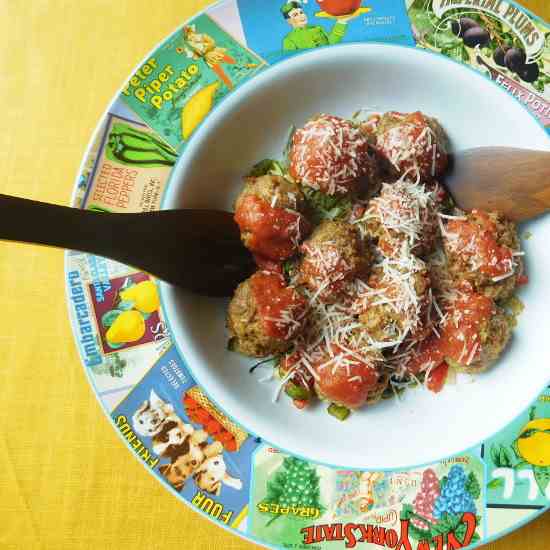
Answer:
[516, 418, 550, 466]
[119, 280, 159, 313]
[181, 81, 220, 140]
[106, 310, 146, 345]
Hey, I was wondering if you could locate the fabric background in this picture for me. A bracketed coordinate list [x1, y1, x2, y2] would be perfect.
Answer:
[0, 1, 548, 548]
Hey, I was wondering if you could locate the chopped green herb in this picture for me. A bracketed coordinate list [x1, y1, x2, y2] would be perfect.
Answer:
[327, 403, 351, 421]
[282, 258, 297, 284]
[303, 187, 353, 223]
[282, 125, 296, 169]
[247, 159, 285, 177]
[285, 382, 311, 401]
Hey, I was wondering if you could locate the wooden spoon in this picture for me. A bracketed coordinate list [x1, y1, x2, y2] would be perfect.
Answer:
[2, 147, 548, 296]
[444, 147, 550, 222]
[0, 194, 255, 297]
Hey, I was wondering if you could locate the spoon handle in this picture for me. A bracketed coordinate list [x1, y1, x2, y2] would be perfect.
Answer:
[0, 194, 254, 296]
[0, 193, 130, 257]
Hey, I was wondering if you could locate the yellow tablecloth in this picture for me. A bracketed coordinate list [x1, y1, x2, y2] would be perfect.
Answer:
[0, 1, 549, 548]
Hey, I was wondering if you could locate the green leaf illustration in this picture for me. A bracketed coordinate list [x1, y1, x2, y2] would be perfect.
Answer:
[118, 300, 135, 311]
[106, 341, 124, 350]
[490, 443, 501, 466]
[512, 440, 521, 459]
[465, 471, 481, 500]
[487, 478, 504, 490]
[259, 456, 324, 528]
[101, 309, 122, 328]
[400, 504, 432, 542]
[500, 446, 514, 468]
[533, 466, 550, 497]
[431, 513, 462, 538]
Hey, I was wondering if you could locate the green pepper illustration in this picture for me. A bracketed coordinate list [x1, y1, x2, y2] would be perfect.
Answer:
[106, 122, 178, 167]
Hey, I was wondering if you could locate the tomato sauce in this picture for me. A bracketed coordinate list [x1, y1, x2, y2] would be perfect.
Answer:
[446, 210, 514, 278]
[406, 292, 494, 382]
[235, 195, 309, 261]
[407, 293, 495, 374]
[440, 292, 494, 364]
[252, 253, 283, 274]
[426, 362, 449, 393]
[313, 344, 379, 409]
[250, 271, 306, 340]
[405, 336, 446, 375]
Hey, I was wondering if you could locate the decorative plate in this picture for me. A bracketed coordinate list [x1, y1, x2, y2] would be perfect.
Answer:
[66, 1, 550, 548]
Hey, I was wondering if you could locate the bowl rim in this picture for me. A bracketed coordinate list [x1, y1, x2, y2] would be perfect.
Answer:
[160, 40, 550, 471]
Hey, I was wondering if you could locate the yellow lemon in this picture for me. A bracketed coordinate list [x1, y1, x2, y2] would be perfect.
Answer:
[517, 418, 550, 466]
[119, 280, 159, 313]
[181, 81, 220, 140]
[106, 310, 146, 344]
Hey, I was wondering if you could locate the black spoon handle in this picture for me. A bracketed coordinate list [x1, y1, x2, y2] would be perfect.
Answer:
[0, 193, 133, 256]
[0, 194, 255, 296]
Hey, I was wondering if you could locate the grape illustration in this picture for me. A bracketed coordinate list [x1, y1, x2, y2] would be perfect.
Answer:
[433, 465, 477, 519]
[450, 17, 478, 38]
[504, 48, 526, 73]
[463, 27, 490, 48]
[450, 17, 490, 49]
[411, 468, 440, 530]
[261, 456, 323, 525]
[518, 62, 540, 83]
[493, 45, 511, 67]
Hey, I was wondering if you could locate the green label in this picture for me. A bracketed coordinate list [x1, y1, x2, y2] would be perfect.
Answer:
[120, 14, 265, 151]
[485, 390, 550, 506]
[249, 447, 485, 549]
[407, 0, 550, 129]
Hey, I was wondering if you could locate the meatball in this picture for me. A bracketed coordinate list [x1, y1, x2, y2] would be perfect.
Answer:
[354, 178, 443, 258]
[442, 210, 522, 301]
[227, 271, 307, 357]
[299, 220, 370, 303]
[369, 111, 449, 180]
[234, 175, 310, 261]
[395, 335, 445, 377]
[310, 344, 386, 409]
[353, 254, 431, 346]
[289, 114, 378, 196]
[426, 249, 454, 300]
[441, 292, 511, 373]
[395, 291, 510, 377]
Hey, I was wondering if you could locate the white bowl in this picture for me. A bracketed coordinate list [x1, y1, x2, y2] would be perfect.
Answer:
[161, 43, 550, 469]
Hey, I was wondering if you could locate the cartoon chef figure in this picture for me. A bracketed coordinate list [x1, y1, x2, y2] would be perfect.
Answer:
[281, 1, 358, 51]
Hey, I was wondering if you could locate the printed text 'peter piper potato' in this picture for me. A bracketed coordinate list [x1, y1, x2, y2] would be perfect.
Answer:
[122, 57, 201, 109]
